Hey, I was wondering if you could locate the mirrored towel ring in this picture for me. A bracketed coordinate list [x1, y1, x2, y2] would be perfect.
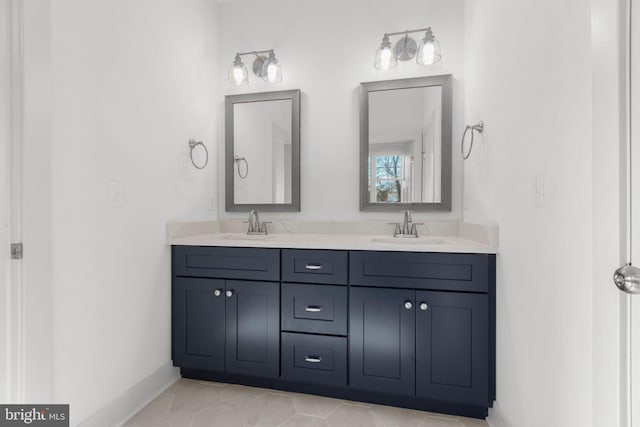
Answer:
[188, 139, 209, 169]
[461, 121, 484, 160]
[234, 155, 249, 179]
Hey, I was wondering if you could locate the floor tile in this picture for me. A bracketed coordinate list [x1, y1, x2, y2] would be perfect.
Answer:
[124, 392, 172, 426]
[125, 379, 489, 427]
[281, 414, 329, 427]
[290, 393, 342, 417]
[326, 403, 377, 427]
[170, 383, 223, 414]
[422, 415, 465, 427]
[370, 404, 430, 427]
[458, 417, 489, 427]
[245, 393, 296, 426]
[218, 384, 266, 405]
[126, 410, 192, 427]
[192, 402, 247, 427]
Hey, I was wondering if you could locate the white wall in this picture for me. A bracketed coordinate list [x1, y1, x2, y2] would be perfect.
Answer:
[217, 0, 465, 221]
[23, 0, 54, 402]
[24, 0, 219, 424]
[464, 1, 595, 426]
[0, 0, 11, 404]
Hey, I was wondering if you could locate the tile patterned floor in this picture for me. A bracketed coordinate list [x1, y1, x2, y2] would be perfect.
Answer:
[123, 379, 489, 427]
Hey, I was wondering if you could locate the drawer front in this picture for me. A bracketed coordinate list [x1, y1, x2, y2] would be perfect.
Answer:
[282, 249, 348, 285]
[349, 251, 491, 293]
[281, 283, 347, 335]
[281, 333, 347, 387]
[173, 246, 280, 281]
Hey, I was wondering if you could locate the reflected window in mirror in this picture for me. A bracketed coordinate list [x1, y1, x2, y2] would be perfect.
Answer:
[360, 75, 451, 211]
[225, 90, 300, 212]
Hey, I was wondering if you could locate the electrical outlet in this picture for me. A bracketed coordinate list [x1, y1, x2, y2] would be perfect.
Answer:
[108, 182, 123, 208]
[463, 191, 470, 211]
[532, 174, 544, 207]
[208, 193, 216, 211]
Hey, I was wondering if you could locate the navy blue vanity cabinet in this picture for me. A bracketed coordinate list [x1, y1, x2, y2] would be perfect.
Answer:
[349, 287, 416, 395]
[173, 277, 226, 372]
[415, 290, 489, 406]
[172, 246, 280, 379]
[349, 251, 495, 409]
[280, 249, 349, 387]
[172, 245, 496, 419]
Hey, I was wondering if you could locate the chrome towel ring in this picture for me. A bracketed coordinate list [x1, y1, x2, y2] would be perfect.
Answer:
[188, 139, 209, 169]
[234, 155, 249, 179]
[461, 121, 484, 160]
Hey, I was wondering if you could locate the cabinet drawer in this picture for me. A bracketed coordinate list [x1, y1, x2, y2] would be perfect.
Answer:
[172, 246, 280, 281]
[282, 249, 348, 285]
[281, 333, 347, 387]
[350, 251, 491, 293]
[281, 283, 347, 335]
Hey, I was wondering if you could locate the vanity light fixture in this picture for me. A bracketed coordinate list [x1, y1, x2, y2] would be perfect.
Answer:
[228, 49, 283, 85]
[374, 27, 441, 70]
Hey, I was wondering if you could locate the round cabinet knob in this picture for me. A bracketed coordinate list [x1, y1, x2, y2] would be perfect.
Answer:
[404, 301, 413, 310]
[420, 302, 428, 311]
[214, 289, 222, 297]
[226, 290, 234, 298]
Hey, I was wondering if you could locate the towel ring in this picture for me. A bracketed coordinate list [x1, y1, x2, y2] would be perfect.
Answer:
[234, 155, 249, 179]
[461, 121, 484, 160]
[189, 139, 208, 169]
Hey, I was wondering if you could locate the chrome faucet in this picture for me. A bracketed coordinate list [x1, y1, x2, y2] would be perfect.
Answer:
[245, 210, 271, 235]
[389, 210, 423, 238]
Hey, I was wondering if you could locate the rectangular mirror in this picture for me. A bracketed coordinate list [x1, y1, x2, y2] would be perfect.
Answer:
[225, 90, 300, 212]
[360, 75, 452, 211]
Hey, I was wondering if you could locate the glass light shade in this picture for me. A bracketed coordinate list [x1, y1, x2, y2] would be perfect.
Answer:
[374, 36, 397, 70]
[261, 52, 282, 83]
[416, 31, 441, 65]
[228, 56, 248, 85]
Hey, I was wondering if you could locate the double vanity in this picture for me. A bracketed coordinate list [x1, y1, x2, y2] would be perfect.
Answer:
[169, 220, 497, 419]
[171, 71, 496, 419]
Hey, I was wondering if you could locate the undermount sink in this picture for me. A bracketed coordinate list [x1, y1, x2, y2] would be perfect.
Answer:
[371, 236, 447, 245]
[221, 233, 275, 241]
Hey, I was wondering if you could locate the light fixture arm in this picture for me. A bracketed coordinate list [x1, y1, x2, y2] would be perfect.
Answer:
[234, 49, 274, 58]
[384, 27, 432, 37]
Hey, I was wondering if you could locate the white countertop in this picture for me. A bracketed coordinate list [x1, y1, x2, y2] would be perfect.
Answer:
[167, 220, 498, 254]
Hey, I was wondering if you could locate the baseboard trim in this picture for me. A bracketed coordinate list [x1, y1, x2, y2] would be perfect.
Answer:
[487, 401, 512, 427]
[77, 361, 180, 427]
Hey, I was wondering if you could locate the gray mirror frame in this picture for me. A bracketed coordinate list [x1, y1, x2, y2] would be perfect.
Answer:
[225, 89, 301, 212]
[359, 75, 452, 212]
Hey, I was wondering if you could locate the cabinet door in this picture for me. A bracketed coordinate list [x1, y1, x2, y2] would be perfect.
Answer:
[173, 277, 226, 371]
[225, 280, 280, 378]
[416, 291, 489, 406]
[349, 287, 415, 395]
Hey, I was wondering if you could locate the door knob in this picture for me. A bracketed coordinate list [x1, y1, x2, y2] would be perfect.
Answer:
[419, 302, 428, 311]
[226, 290, 234, 298]
[404, 301, 413, 310]
[614, 264, 640, 294]
[214, 289, 222, 297]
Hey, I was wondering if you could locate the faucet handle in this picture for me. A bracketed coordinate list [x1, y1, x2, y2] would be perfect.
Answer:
[260, 221, 272, 234]
[410, 223, 424, 237]
[388, 222, 402, 236]
[243, 220, 254, 233]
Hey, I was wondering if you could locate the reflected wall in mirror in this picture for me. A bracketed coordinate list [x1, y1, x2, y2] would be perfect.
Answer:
[360, 75, 452, 211]
[225, 90, 300, 212]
